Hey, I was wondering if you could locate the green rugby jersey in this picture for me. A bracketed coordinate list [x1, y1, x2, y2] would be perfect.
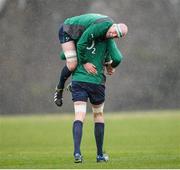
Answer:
[72, 39, 123, 85]
[62, 13, 114, 64]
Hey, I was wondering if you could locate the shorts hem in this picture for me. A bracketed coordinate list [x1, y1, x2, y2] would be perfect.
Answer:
[72, 99, 88, 103]
[90, 100, 105, 105]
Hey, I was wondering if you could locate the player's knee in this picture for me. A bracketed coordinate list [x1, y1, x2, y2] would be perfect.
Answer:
[92, 103, 104, 122]
[74, 101, 87, 122]
[93, 111, 103, 118]
[67, 60, 77, 71]
[94, 112, 104, 123]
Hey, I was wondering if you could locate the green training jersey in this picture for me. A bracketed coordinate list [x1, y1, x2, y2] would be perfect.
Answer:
[63, 13, 114, 64]
[72, 39, 123, 85]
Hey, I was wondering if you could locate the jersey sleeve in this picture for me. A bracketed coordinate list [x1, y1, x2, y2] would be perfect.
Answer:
[104, 53, 112, 65]
[106, 39, 123, 68]
[77, 22, 112, 64]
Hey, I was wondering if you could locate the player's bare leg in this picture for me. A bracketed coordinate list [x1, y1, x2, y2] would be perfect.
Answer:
[54, 41, 77, 107]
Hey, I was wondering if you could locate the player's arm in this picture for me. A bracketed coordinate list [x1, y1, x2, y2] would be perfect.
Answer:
[106, 39, 123, 68]
[77, 22, 112, 64]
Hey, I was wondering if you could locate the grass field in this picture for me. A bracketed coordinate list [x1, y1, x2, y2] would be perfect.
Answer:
[0, 110, 180, 169]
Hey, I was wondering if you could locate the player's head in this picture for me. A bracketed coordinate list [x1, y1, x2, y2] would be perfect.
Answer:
[106, 23, 128, 39]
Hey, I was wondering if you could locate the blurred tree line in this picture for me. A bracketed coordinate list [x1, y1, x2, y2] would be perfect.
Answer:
[0, 0, 179, 114]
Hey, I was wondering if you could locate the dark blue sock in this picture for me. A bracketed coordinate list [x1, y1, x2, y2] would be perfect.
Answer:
[73, 120, 83, 155]
[94, 122, 104, 156]
[57, 65, 72, 89]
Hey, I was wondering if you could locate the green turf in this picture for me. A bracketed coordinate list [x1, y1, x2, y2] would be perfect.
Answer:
[0, 110, 180, 168]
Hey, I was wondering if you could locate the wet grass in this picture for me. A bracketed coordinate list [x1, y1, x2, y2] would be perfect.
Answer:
[0, 110, 180, 168]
